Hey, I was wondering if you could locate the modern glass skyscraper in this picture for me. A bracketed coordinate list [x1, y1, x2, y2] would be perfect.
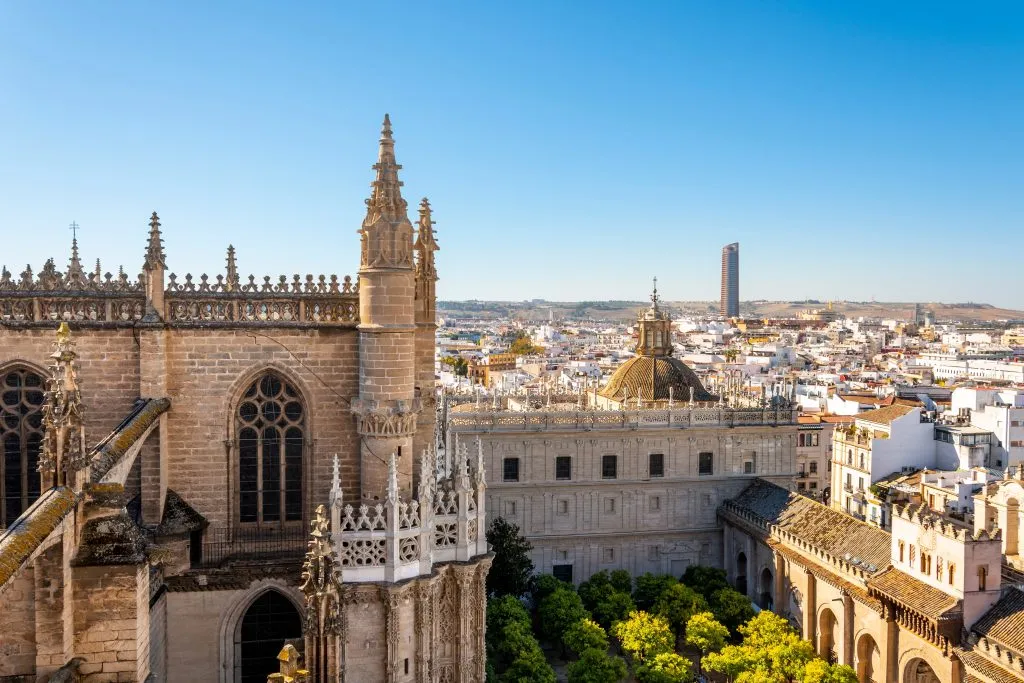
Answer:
[720, 242, 739, 317]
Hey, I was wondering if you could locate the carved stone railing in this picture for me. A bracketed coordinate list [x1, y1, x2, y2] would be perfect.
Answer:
[1, 269, 360, 327]
[448, 406, 799, 432]
[321, 443, 487, 585]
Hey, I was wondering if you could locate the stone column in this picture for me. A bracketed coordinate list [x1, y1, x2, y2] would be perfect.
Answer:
[774, 552, 785, 614]
[32, 544, 64, 677]
[842, 591, 855, 667]
[803, 568, 817, 648]
[878, 604, 898, 683]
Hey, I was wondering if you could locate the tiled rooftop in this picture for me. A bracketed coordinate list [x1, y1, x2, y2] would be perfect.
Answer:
[728, 479, 892, 572]
[972, 587, 1024, 651]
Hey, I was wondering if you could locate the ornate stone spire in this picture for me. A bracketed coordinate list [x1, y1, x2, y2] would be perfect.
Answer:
[359, 114, 414, 270]
[93, 259, 102, 282]
[225, 245, 239, 291]
[415, 198, 439, 280]
[66, 235, 85, 282]
[39, 323, 88, 482]
[144, 212, 166, 271]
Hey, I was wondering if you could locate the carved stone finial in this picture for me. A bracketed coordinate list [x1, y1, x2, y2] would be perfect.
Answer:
[144, 211, 166, 270]
[67, 232, 85, 282]
[39, 323, 87, 480]
[225, 245, 239, 290]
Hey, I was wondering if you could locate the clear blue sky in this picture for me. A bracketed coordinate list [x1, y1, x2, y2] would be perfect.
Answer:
[1, 2, 1021, 307]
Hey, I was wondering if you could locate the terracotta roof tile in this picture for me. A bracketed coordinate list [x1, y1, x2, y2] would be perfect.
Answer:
[857, 403, 917, 426]
[972, 587, 1024, 652]
[600, 355, 714, 403]
[727, 480, 891, 572]
[868, 566, 961, 619]
[957, 648, 1024, 683]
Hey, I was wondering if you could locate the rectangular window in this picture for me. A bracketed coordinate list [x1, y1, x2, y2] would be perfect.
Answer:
[555, 456, 572, 480]
[744, 461, 754, 474]
[602, 455, 618, 479]
[810, 482, 817, 490]
[603, 548, 615, 563]
[899, 541, 904, 562]
[949, 563, 956, 585]
[605, 498, 616, 513]
[648, 546, 659, 561]
[978, 565, 988, 591]
[649, 496, 661, 512]
[698, 452, 714, 476]
[797, 482, 806, 491]
[503, 457, 520, 482]
[809, 461, 818, 474]
[558, 499, 569, 515]
[859, 477, 864, 491]
[649, 453, 664, 478]
[552, 564, 573, 584]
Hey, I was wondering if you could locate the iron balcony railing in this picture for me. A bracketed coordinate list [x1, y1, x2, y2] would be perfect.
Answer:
[197, 525, 308, 568]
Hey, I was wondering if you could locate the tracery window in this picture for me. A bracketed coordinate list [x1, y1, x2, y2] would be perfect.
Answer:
[1, 367, 44, 527]
[236, 374, 305, 527]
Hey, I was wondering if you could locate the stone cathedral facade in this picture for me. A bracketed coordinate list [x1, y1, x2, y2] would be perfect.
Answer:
[0, 116, 489, 683]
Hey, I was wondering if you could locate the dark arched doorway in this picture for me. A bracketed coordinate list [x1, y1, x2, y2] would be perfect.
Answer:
[736, 551, 748, 596]
[903, 657, 940, 683]
[236, 590, 302, 683]
[759, 567, 773, 610]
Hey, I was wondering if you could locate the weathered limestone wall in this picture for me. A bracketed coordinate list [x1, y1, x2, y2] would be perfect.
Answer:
[0, 328, 140, 442]
[0, 568, 36, 678]
[32, 543, 64, 676]
[160, 328, 360, 526]
[70, 563, 150, 681]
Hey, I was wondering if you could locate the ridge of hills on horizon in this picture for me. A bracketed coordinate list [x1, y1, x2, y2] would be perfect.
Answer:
[438, 299, 1024, 324]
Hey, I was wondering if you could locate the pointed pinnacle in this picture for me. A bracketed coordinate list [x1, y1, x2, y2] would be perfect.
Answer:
[381, 113, 392, 138]
[145, 211, 166, 270]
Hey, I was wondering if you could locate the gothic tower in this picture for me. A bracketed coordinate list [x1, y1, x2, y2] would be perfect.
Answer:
[413, 198, 439, 463]
[355, 114, 419, 499]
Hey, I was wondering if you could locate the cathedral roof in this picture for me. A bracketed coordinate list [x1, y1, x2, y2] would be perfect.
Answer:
[726, 479, 892, 573]
[599, 355, 714, 403]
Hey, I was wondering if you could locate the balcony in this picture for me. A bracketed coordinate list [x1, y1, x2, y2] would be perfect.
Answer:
[197, 526, 308, 568]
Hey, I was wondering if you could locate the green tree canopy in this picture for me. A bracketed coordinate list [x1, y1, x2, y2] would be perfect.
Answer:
[492, 621, 545, 674]
[533, 573, 573, 604]
[685, 611, 729, 675]
[681, 566, 730, 601]
[486, 596, 532, 646]
[612, 611, 674, 663]
[485, 518, 535, 599]
[703, 611, 817, 683]
[509, 335, 542, 355]
[566, 648, 628, 683]
[800, 660, 858, 683]
[633, 573, 679, 612]
[592, 590, 637, 631]
[499, 646, 557, 683]
[564, 618, 610, 657]
[636, 652, 695, 683]
[538, 587, 590, 653]
[609, 569, 633, 593]
[653, 583, 708, 637]
[710, 587, 756, 637]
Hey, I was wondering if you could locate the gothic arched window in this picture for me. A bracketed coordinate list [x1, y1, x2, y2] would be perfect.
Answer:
[1, 367, 44, 527]
[236, 374, 305, 527]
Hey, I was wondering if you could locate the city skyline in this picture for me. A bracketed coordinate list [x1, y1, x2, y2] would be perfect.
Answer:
[1, 2, 1022, 307]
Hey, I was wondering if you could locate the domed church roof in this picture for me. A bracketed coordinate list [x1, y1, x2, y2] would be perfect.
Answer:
[599, 355, 714, 403]
[598, 277, 714, 404]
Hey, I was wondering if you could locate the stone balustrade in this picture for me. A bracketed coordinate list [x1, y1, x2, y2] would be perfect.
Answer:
[447, 406, 799, 432]
[319, 441, 487, 585]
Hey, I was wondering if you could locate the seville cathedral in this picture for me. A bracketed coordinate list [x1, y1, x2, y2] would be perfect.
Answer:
[1, 116, 1023, 683]
[0, 116, 490, 682]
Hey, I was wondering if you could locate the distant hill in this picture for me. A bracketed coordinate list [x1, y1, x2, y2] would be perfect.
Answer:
[438, 300, 1024, 324]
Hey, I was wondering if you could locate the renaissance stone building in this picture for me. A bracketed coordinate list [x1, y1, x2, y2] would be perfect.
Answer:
[0, 116, 489, 683]
[446, 288, 801, 583]
[720, 478, 1024, 683]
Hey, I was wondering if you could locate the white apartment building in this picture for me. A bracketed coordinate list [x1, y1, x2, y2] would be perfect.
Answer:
[831, 405, 934, 520]
[951, 387, 1024, 467]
